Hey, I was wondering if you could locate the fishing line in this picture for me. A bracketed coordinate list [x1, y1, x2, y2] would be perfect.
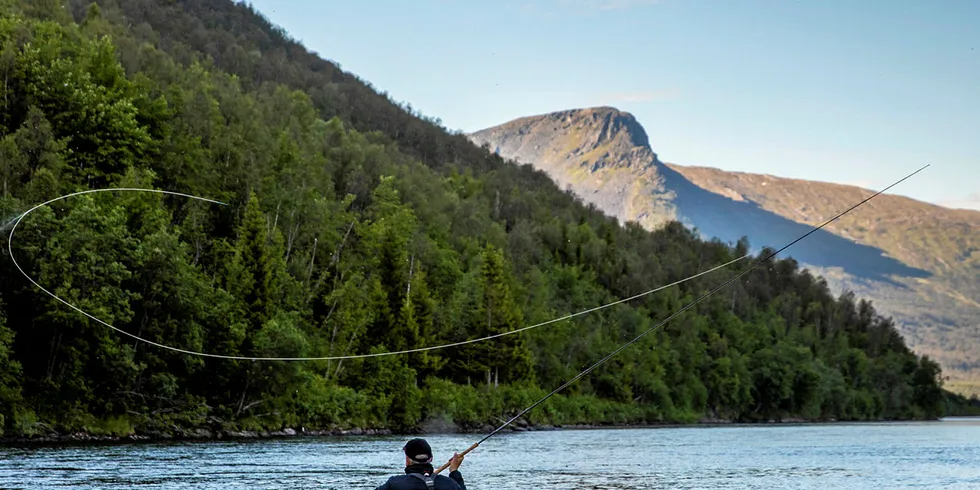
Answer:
[7, 187, 748, 361]
[433, 164, 930, 474]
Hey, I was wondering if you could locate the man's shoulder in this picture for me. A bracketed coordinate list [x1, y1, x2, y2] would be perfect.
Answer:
[381, 472, 462, 489]
[379, 474, 424, 489]
[435, 473, 464, 489]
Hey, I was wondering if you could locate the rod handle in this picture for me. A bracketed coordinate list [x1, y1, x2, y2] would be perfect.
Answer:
[433, 442, 480, 475]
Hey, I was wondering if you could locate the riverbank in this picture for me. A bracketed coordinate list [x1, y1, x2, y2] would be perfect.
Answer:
[0, 425, 397, 445]
[3, 414, 956, 446]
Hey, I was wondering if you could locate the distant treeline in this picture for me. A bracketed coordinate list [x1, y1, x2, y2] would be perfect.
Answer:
[945, 392, 980, 417]
[0, 0, 949, 438]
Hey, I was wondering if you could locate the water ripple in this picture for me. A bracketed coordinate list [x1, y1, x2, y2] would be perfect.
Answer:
[1, 419, 979, 489]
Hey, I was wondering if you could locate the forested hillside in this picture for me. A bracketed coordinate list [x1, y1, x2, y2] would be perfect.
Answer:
[0, 0, 948, 439]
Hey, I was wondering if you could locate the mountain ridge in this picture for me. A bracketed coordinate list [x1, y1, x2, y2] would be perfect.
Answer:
[469, 106, 980, 387]
[667, 163, 980, 223]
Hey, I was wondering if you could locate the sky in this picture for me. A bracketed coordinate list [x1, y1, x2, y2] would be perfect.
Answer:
[242, 0, 979, 211]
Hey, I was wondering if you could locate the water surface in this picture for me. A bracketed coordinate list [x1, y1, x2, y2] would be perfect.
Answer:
[2, 418, 978, 489]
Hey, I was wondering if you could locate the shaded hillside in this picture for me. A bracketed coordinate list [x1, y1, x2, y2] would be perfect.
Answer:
[668, 165, 980, 300]
[657, 164, 931, 284]
[469, 107, 979, 384]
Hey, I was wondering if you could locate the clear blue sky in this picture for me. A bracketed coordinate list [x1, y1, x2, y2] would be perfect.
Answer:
[243, 0, 979, 211]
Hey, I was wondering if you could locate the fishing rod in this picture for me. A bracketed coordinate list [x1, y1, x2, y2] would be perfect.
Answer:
[433, 164, 930, 475]
[6, 188, 746, 361]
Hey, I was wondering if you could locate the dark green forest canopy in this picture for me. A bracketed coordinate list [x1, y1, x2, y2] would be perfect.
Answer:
[0, 0, 949, 437]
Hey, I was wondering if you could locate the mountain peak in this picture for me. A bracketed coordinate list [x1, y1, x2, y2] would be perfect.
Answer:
[474, 106, 652, 155]
[468, 106, 658, 177]
[468, 107, 674, 231]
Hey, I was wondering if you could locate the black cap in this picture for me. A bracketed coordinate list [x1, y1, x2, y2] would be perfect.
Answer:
[403, 438, 433, 464]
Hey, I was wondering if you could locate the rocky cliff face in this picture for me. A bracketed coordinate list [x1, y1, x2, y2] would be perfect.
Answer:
[469, 107, 980, 389]
[469, 107, 679, 231]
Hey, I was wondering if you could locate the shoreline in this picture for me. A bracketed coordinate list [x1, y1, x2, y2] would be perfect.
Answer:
[2, 415, 959, 447]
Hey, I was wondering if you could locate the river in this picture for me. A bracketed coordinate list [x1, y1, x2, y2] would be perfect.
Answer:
[1, 418, 978, 489]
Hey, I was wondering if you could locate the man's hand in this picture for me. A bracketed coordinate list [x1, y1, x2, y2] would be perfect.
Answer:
[448, 452, 464, 472]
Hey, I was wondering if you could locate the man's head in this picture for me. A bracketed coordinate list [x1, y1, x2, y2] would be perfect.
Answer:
[403, 438, 433, 466]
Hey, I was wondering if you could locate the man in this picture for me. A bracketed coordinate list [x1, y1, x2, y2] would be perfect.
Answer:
[374, 438, 467, 490]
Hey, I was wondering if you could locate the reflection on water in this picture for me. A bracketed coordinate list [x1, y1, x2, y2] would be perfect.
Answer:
[2, 418, 980, 489]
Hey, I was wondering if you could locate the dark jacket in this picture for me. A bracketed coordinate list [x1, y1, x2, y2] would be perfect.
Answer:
[374, 463, 466, 490]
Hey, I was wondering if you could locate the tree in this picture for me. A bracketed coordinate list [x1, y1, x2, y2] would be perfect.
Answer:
[0, 301, 22, 435]
[451, 245, 533, 387]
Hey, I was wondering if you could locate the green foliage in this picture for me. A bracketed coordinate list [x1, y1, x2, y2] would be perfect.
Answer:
[0, 2, 949, 438]
[0, 301, 22, 436]
[944, 390, 980, 417]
